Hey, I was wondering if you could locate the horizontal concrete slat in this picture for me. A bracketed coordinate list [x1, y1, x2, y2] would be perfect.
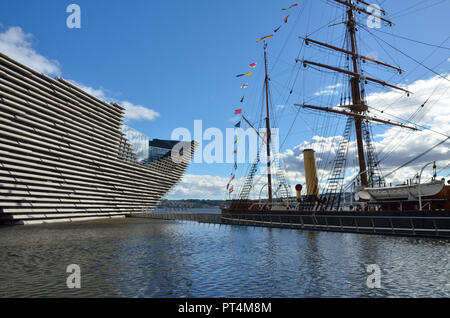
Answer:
[0, 52, 196, 224]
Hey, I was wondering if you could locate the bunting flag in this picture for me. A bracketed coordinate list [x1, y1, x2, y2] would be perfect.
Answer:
[236, 72, 253, 78]
[234, 121, 241, 128]
[274, 26, 281, 33]
[234, 162, 238, 170]
[234, 137, 239, 144]
[230, 175, 235, 182]
[240, 83, 249, 89]
[249, 63, 257, 68]
[256, 35, 273, 43]
[229, 186, 234, 193]
[281, 3, 298, 10]
[233, 149, 237, 155]
[240, 96, 245, 103]
[234, 108, 242, 115]
[284, 15, 290, 23]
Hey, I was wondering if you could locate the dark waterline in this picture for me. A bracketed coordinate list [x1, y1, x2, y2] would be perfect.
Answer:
[0, 217, 448, 298]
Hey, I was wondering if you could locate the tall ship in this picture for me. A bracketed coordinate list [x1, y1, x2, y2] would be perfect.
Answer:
[0, 51, 196, 225]
[222, 0, 450, 238]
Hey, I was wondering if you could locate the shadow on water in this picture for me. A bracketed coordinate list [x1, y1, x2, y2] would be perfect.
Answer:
[0, 217, 448, 298]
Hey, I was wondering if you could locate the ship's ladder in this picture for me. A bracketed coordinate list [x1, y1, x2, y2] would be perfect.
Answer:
[238, 155, 260, 201]
[320, 116, 353, 210]
[362, 120, 385, 188]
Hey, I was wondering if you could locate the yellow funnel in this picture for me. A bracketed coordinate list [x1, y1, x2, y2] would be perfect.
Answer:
[303, 149, 319, 197]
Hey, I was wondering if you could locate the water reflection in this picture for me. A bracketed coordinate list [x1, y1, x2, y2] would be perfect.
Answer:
[0, 218, 448, 298]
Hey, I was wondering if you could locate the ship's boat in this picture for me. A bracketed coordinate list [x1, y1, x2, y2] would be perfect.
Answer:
[356, 180, 445, 201]
[0, 51, 196, 225]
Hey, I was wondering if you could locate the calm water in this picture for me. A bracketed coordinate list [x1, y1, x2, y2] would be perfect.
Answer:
[0, 217, 448, 298]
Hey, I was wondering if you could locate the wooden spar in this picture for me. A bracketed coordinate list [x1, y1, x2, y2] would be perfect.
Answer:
[263, 41, 273, 203]
[329, 21, 348, 28]
[298, 36, 403, 73]
[242, 115, 266, 144]
[354, 0, 386, 15]
[294, 104, 420, 131]
[296, 59, 411, 94]
[333, 0, 393, 25]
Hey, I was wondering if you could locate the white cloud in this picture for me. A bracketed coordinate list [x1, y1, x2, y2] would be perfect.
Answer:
[121, 101, 160, 121]
[168, 174, 230, 200]
[0, 26, 60, 75]
[70, 80, 160, 122]
[314, 83, 343, 96]
[168, 173, 286, 200]
[366, 74, 450, 131]
[70, 81, 108, 101]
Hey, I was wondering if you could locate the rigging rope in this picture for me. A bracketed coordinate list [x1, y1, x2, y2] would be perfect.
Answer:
[370, 28, 450, 51]
[361, 25, 450, 83]
[384, 137, 450, 179]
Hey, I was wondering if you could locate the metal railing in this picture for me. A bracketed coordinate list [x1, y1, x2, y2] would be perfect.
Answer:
[221, 213, 450, 237]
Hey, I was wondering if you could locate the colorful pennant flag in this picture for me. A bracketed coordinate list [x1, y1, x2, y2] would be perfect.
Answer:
[240, 83, 249, 89]
[240, 96, 245, 103]
[234, 137, 239, 144]
[274, 26, 281, 33]
[256, 35, 273, 43]
[234, 121, 241, 128]
[234, 108, 242, 115]
[284, 15, 290, 23]
[282, 3, 298, 10]
[229, 186, 234, 193]
[234, 162, 238, 170]
[236, 72, 253, 78]
[249, 63, 257, 68]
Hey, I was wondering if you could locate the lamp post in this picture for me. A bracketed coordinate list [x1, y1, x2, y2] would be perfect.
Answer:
[418, 161, 435, 211]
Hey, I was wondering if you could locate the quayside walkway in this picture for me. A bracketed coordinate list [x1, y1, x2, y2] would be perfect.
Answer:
[131, 213, 222, 224]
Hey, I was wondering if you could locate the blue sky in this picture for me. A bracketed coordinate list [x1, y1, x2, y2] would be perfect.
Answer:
[0, 0, 449, 199]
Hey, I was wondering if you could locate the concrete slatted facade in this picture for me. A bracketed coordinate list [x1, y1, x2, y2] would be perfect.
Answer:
[0, 52, 195, 225]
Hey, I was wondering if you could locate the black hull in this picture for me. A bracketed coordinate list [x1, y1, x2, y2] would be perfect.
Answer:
[221, 209, 450, 239]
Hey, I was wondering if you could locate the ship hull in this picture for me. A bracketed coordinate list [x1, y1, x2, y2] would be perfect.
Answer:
[0, 52, 194, 225]
[221, 209, 450, 239]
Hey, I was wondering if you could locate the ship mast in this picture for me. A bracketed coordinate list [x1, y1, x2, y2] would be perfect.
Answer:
[347, 0, 368, 187]
[264, 41, 273, 203]
[295, 0, 415, 189]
